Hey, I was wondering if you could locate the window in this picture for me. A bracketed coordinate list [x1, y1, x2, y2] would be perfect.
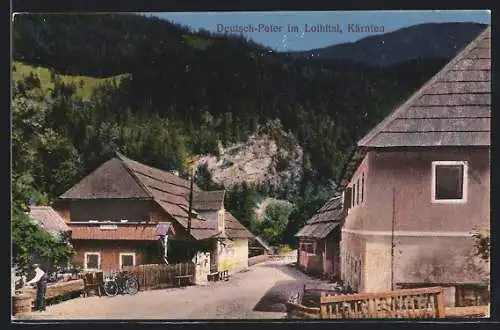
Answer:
[432, 161, 468, 203]
[356, 179, 360, 204]
[84, 252, 100, 270]
[352, 184, 356, 207]
[120, 253, 136, 269]
[343, 187, 352, 211]
[361, 173, 365, 202]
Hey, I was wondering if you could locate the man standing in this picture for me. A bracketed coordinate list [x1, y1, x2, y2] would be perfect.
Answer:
[26, 264, 47, 312]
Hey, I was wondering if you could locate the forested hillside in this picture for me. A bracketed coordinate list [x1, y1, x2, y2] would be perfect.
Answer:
[12, 13, 457, 248]
[289, 22, 486, 66]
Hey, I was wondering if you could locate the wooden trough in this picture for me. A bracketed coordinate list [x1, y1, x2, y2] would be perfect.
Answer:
[14, 279, 85, 316]
[20, 279, 84, 301]
[12, 294, 33, 316]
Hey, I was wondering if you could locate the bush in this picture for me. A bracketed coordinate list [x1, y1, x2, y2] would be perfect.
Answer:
[278, 244, 292, 254]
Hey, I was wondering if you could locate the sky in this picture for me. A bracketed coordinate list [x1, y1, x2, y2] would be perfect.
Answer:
[150, 10, 491, 52]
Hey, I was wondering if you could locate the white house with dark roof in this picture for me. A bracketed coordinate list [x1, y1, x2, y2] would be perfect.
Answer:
[338, 27, 490, 306]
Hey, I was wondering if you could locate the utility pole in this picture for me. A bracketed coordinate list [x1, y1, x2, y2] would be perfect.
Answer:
[187, 163, 195, 236]
[391, 187, 396, 291]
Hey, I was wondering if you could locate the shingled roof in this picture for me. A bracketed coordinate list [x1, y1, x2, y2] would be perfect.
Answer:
[295, 195, 344, 238]
[60, 153, 253, 241]
[339, 26, 491, 187]
[29, 206, 70, 234]
[359, 26, 490, 148]
[192, 190, 225, 211]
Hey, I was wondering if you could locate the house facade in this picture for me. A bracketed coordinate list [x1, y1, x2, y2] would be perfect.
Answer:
[53, 153, 253, 273]
[296, 196, 344, 280]
[338, 27, 490, 304]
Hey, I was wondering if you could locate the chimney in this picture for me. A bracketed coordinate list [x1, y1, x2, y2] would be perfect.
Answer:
[217, 207, 225, 234]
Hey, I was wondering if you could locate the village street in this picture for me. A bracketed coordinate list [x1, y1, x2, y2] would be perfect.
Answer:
[16, 255, 322, 320]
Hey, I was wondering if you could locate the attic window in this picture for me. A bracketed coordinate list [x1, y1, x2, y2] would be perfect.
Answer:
[432, 161, 468, 203]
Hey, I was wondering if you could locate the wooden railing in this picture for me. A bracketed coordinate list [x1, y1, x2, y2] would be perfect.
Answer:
[319, 286, 445, 319]
[286, 302, 320, 319]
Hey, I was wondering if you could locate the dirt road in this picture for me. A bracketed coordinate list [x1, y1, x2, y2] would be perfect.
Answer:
[15, 257, 319, 320]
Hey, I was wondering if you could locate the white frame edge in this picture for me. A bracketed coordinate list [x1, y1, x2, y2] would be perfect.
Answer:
[119, 252, 136, 269]
[431, 160, 468, 204]
[84, 252, 101, 271]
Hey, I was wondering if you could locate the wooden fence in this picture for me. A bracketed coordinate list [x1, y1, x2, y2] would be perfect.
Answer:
[121, 262, 195, 291]
[319, 286, 445, 319]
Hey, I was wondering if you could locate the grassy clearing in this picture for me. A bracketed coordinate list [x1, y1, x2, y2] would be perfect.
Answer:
[182, 35, 214, 51]
[12, 61, 128, 100]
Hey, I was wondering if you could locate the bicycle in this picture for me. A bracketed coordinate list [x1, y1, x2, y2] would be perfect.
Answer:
[103, 271, 139, 296]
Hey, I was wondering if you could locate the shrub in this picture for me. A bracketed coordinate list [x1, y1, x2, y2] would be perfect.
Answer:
[278, 244, 292, 254]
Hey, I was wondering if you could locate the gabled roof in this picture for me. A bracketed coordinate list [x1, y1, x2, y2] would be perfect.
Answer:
[339, 27, 491, 188]
[29, 206, 70, 233]
[60, 153, 253, 241]
[59, 157, 151, 199]
[295, 195, 345, 238]
[358, 27, 490, 148]
[250, 236, 273, 251]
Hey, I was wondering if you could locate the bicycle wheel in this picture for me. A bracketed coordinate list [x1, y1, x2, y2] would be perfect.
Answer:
[125, 276, 139, 295]
[103, 280, 119, 297]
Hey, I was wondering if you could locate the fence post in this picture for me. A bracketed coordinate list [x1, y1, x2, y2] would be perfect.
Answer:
[436, 288, 445, 318]
[320, 301, 327, 318]
[320, 292, 327, 318]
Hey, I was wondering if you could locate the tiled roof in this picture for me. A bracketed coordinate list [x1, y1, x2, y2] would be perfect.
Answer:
[29, 206, 70, 233]
[250, 236, 273, 251]
[295, 196, 344, 238]
[59, 153, 253, 241]
[70, 223, 160, 240]
[296, 221, 340, 239]
[59, 158, 151, 199]
[358, 27, 490, 148]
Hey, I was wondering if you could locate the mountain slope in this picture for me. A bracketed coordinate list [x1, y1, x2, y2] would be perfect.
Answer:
[12, 61, 127, 100]
[289, 22, 487, 66]
[12, 13, 456, 192]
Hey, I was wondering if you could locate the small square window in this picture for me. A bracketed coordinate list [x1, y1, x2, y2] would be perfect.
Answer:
[432, 161, 467, 203]
[85, 253, 100, 270]
[120, 253, 135, 268]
